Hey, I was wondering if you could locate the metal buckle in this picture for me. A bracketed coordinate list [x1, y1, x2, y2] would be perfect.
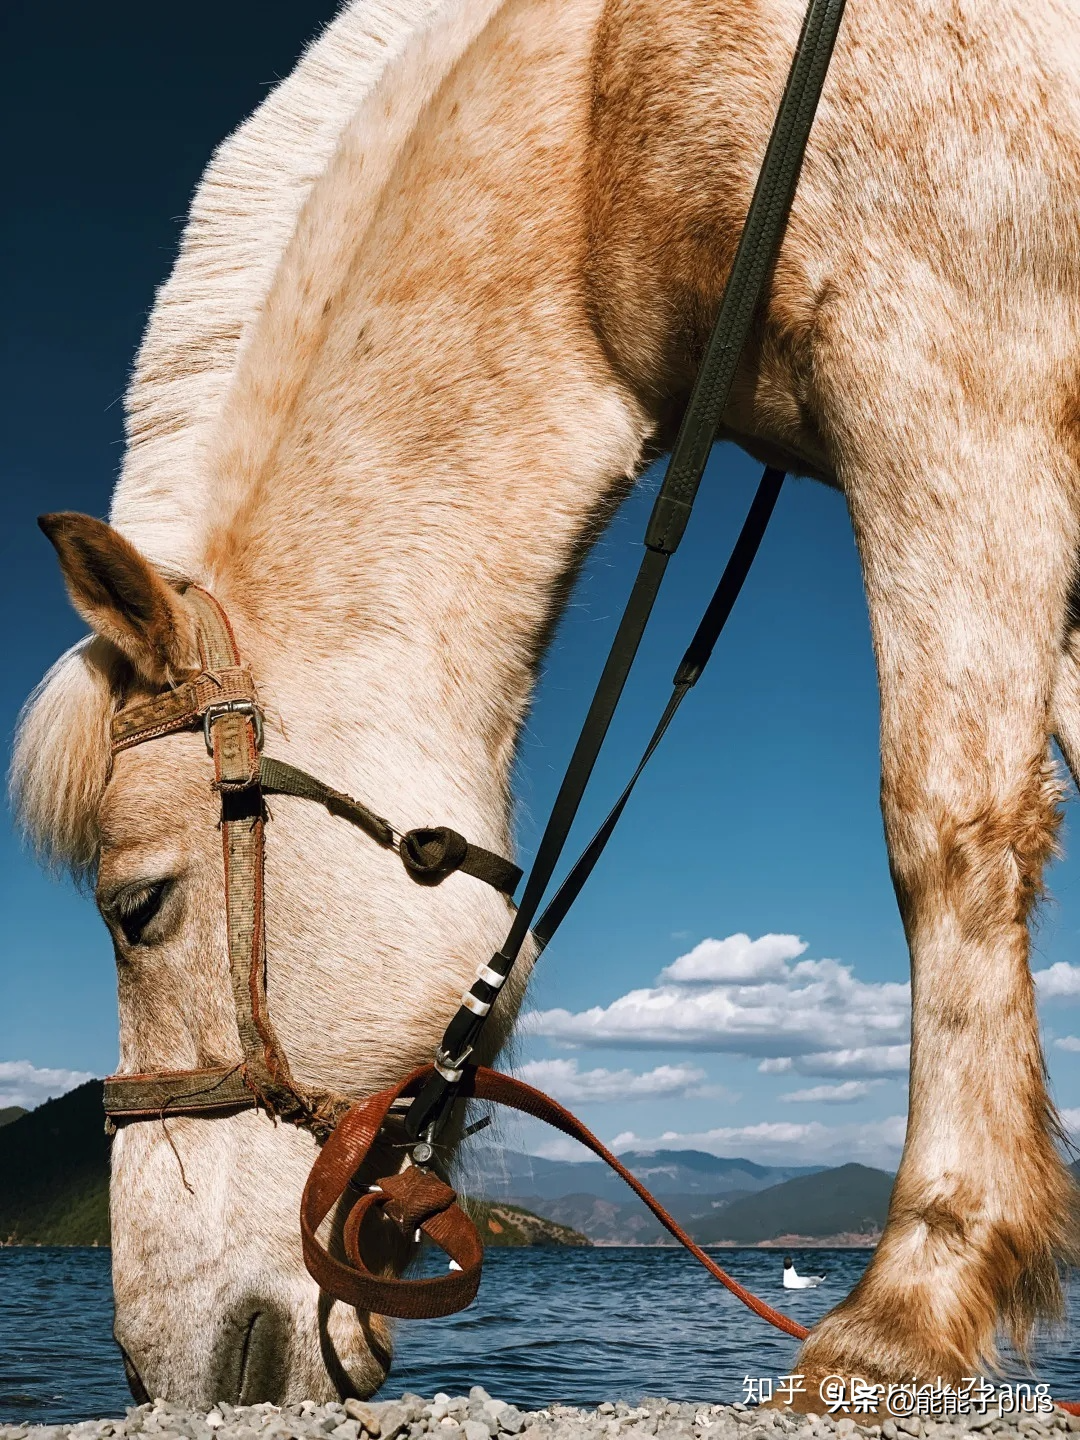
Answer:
[203, 699, 265, 754]
[433, 1044, 473, 1084]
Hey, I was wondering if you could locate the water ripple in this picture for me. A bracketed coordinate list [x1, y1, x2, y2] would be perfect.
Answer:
[1, 1248, 1076, 1424]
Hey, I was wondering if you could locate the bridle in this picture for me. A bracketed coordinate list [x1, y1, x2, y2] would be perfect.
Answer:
[103, 583, 522, 1137]
[103, 0, 845, 1340]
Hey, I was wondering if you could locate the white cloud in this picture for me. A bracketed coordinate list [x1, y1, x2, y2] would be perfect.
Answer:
[516, 1058, 722, 1104]
[0, 1060, 96, 1111]
[525, 1133, 600, 1162]
[780, 1080, 884, 1104]
[606, 1114, 908, 1170]
[759, 1046, 910, 1078]
[1035, 963, 1080, 1000]
[1054, 1036, 1080, 1053]
[526, 934, 910, 1058]
[1060, 1107, 1080, 1137]
[659, 933, 806, 985]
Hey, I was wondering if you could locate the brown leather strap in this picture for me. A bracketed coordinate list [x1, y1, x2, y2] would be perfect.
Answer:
[109, 593, 520, 900]
[301, 1066, 484, 1318]
[189, 588, 315, 1127]
[110, 665, 259, 752]
[103, 1064, 258, 1117]
[301, 1063, 808, 1338]
[258, 758, 522, 896]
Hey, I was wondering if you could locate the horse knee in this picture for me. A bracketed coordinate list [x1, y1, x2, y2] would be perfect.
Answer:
[884, 755, 1062, 939]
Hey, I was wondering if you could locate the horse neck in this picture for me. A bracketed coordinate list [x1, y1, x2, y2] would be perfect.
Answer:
[195, 0, 650, 842]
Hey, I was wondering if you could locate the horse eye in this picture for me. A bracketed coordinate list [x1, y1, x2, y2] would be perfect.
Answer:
[112, 880, 170, 946]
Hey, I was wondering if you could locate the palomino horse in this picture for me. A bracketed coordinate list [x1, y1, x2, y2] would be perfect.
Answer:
[14, 0, 1080, 1408]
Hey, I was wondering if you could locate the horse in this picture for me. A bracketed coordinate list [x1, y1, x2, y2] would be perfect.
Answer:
[13, 0, 1080, 1408]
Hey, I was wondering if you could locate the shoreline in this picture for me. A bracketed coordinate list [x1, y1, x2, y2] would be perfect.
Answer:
[2, 1390, 1076, 1440]
[1, 1240, 880, 1251]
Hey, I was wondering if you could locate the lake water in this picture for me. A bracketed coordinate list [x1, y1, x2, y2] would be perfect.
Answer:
[1, 1248, 1077, 1425]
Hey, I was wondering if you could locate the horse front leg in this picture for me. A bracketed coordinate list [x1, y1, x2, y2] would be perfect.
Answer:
[1052, 621, 1080, 793]
[795, 442, 1080, 1394]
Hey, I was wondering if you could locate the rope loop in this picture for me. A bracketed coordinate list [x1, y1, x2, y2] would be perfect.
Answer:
[399, 826, 469, 880]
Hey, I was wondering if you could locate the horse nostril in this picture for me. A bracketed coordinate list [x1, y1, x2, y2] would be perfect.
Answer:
[228, 1305, 288, 1405]
[237, 1311, 261, 1404]
[118, 1342, 151, 1404]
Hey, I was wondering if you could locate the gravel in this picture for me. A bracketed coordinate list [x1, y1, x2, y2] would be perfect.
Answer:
[2, 1391, 1078, 1440]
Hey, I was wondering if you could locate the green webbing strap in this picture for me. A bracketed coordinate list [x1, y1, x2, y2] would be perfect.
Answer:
[259, 756, 522, 895]
[531, 465, 786, 951]
[405, 0, 847, 1143]
[260, 756, 396, 847]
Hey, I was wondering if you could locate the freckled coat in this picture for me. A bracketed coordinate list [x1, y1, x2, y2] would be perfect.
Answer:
[13, 0, 1080, 1405]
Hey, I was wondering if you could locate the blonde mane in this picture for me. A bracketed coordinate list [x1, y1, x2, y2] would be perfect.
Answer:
[11, 0, 455, 875]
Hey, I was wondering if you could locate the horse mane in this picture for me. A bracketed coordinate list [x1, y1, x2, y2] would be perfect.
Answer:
[112, 0, 450, 574]
[11, 0, 451, 876]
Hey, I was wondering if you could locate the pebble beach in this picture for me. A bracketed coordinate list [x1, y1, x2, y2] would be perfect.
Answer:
[3, 1391, 1079, 1440]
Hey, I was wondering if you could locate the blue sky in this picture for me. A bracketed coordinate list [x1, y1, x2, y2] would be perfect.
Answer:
[3, 1, 1078, 1170]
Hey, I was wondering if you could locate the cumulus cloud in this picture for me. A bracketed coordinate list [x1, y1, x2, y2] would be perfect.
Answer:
[1035, 963, 1080, 1000]
[780, 1080, 885, 1104]
[1060, 1107, 1080, 1138]
[759, 1046, 910, 1078]
[659, 933, 807, 985]
[516, 1058, 722, 1104]
[526, 934, 910, 1058]
[606, 1113, 908, 1170]
[1054, 1036, 1080, 1053]
[525, 1132, 603, 1163]
[0, 1060, 96, 1110]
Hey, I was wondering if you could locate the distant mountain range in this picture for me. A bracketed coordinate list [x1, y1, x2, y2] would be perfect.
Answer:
[464, 1144, 821, 1201]
[691, 1164, 894, 1245]
[468, 1161, 893, 1247]
[463, 1146, 1080, 1248]
[463, 1199, 589, 1247]
[459, 1144, 859, 1245]
[6, 1081, 1075, 1251]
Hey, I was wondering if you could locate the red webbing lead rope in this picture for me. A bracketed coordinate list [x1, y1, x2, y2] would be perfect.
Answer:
[303, 1064, 1080, 1415]
[302, 1063, 807, 1339]
[466, 1066, 810, 1340]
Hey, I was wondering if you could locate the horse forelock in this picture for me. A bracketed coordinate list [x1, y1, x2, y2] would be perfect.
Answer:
[10, 639, 127, 883]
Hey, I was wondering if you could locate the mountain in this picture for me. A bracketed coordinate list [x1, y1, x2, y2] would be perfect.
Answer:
[500, 1190, 753, 1245]
[0, 1081, 109, 1245]
[464, 1145, 820, 1203]
[463, 1199, 589, 1246]
[0, 1106, 28, 1129]
[692, 1164, 894, 1245]
[460, 1145, 827, 1244]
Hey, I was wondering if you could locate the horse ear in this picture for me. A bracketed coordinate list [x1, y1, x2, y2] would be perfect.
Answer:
[38, 513, 198, 686]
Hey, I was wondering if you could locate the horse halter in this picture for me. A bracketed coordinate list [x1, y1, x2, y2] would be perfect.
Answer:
[103, 584, 521, 1138]
[102, 0, 847, 1335]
